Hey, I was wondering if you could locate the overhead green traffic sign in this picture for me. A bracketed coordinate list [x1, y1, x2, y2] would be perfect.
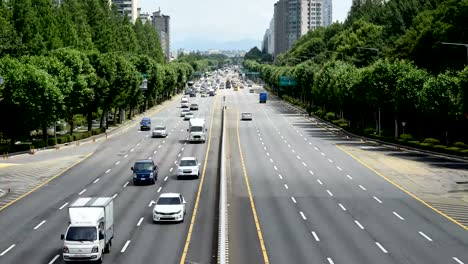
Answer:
[279, 76, 297, 86]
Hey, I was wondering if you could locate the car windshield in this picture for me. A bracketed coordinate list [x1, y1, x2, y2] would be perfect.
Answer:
[66, 227, 97, 241]
[134, 162, 153, 171]
[180, 160, 196, 166]
[191, 104, 197, 106]
[190, 126, 203, 132]
[157, 197, 181, 205]
[154, 126, 165, 130]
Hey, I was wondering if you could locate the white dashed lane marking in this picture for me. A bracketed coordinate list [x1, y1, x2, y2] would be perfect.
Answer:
[0, 244, 15, 256]
[309, 170, 314, 175]
[375, 242, 388, 253]
[453, 257, 464, 264]
[112, 193, 118, 199]
[359, 185, 367, 191]
[299, 211, 307, 220]
[115, 161, 120, 166]
[373, 196, 383, 204]
[291, 197, 297, 204]
[339, 203, 346, 211]
[157, 187, 162, 193]
[93, 178, 100, 184]
[278, 174, 283, 180]
[59, 202, 69, 210]
[419, 231, 433, 242]
[121, 240, 131, 253]
[393, 212, 404, 220]
[123, 181, 129, 188]
[284, 184, 289, 189]
[312, 231, 320, 242]
[137, 217, 144, 227]
[327, 258, 335, 264]
[347, 174, 353, 180]
[105, 169, 111, 174]
[33, 220, 46, 230]
[317, 179, 323, 185]
[78, 189, 87, 195]
[48, 255, 60, 264]
[354, 220, 365, 230]
[326, 190, 333, 197]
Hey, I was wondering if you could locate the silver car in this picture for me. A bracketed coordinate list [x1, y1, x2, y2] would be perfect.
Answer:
[241, 112, 253, 120]
[184, 112, 194, 120]
[180, 109, 190, 117]
[152, 126, 167, 138]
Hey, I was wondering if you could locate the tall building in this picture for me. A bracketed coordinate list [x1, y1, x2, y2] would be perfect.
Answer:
[301, 0, 333, 31]
[111, 0, 138, 23]
[274, 0, 288, 56]
[152, 9, 171, 61]
[268, 18, 275, 55]
[271, 0, 332, 56]
[137, 8, 151, 24]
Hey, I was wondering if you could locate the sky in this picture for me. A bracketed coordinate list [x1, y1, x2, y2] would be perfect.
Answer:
[138, 0, 353, 50]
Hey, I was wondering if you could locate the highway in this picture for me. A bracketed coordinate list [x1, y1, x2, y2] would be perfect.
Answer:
[226, 85, 468, 264]
[0, 70, 467, 264]
[0, 89, 221, 264]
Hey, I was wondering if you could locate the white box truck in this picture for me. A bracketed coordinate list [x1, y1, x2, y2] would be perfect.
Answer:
[188, 118, 207, 143]
[61, 197, 114, 263]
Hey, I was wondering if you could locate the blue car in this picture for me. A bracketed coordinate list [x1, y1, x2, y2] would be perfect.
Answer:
[140, 117, 151, 131]
[131, 160, 158, 185]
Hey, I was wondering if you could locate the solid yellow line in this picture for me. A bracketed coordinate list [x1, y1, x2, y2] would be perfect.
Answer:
[0, 163, 18, 168]
[236, 110, 270, 264]
[336, 144, 467, 230]
[179, 95, 218, 264]
[0, 152, 94, 212]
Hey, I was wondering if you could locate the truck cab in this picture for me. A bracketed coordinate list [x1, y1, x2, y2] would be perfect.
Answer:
[188, 118, 206, 143]
[61, 197, 114, 263]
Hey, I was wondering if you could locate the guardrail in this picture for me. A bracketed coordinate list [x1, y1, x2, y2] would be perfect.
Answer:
[218, 98, 228, 263]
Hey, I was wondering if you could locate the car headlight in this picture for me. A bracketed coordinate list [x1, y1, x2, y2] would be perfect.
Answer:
[177, 168, 183, 173]
[91, 246, 99, 253]
[149, 173, 154, 177]
[63, 246, 69, 253]
[133, 173, 137, 178]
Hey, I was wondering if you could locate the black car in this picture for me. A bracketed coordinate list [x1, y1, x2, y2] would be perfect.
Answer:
[131, 160, 158, 185]
[189, 92, 196, 97]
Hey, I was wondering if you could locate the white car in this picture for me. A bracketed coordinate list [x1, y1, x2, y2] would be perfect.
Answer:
[177, 157, 200, 179]
[241, 112, 253, 120]
[152, 126, 167, 137]
[153, 193, 186, 223]
[184, 112, 194, 120]
[180, 109, 190, 117]
[201, 93, 207, 97]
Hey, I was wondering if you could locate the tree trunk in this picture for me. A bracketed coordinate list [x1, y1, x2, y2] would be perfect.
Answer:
[87, 109, 93, 131]
[394, 117, 399, 139]
[69, 118, 74, 136]
[100, 105, 107, 128]
[42, 125, 48, 142]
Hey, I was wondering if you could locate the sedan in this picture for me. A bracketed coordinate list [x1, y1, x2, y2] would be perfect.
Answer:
[180, 109, 190, 117]
[184, 112, 194, 120]
[241, 112, 253, 121]
[153, 193, 186, 223]
[177, 157, 200, 179]
[190, 104, 199, 110]
[152, 126, 167, 138]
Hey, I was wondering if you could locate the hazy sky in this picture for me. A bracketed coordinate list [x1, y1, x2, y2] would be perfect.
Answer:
[139, 0, 352, 45]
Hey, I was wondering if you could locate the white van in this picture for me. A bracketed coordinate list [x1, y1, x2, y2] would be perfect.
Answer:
[188, 118, 206, 143]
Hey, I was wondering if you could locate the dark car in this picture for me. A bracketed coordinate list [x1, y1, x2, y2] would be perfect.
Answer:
[140, 117, 151, 131]
[189, 92, 196, 97]
[131, 159, 158, 185]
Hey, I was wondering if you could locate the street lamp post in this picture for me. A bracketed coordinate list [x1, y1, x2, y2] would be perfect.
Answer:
[441, 42, 468, 64]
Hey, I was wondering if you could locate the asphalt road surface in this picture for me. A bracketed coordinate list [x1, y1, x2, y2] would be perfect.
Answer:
[1, 72, 468, 264]
[0, 90, 221, 264]
[225, 86, 468, 264]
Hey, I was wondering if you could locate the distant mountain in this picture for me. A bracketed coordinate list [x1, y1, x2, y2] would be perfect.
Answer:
[173, 38, 262, 51]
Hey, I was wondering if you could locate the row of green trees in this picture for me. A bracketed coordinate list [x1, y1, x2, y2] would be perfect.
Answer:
[0, 0, 196, 148]
[244, 0, 468, 148]
[175, 52, 239, 72]
[0, 50, 193, 145]
[245, 59, 468, 143]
